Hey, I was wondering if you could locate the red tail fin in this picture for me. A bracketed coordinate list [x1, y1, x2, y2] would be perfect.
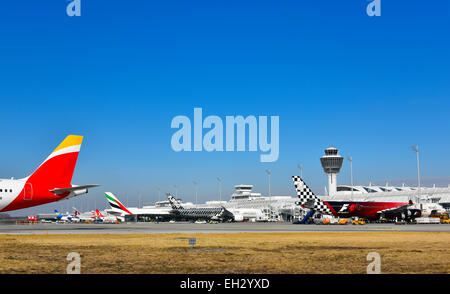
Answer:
[28, 135, 83, 190]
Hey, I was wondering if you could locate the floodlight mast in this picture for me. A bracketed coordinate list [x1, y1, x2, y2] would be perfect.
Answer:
[266, 169, 271, 197]
[193, 181, 198, 205]
[173, 184, 178, 199]
[216, 177, 222, 201]
[297, 164, 303, 179]
[347, 156, 353, 200]
[411, 145, 421, 203]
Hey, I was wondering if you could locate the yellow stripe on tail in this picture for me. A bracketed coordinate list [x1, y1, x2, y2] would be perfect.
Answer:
[52, 135, 84, 154]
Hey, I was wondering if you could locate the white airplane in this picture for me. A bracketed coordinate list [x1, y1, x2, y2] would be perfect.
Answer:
[90, 209, 118, 223]
[54, 210, 75, 222]
[412, 202, 446, 218]
[228, 208, 268, 222]
[104, 192, 172, 221]
[69, 207, 104, 223]
[0, 135, 99, 212]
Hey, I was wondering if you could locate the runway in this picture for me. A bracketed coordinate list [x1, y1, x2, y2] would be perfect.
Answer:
[1, 222, 449, 234]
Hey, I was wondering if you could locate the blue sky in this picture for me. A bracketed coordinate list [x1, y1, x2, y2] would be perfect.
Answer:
[1, 1, 449, 215]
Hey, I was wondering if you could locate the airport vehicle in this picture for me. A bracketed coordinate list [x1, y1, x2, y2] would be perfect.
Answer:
[0, 135, 99, 212]
[440, 212, 449, 224]
[294, 209, 315, 224]
[292, 176, 421, 221]
[351, 217, 366, 225]
[338, 218, 348, 225]
[167, 194, 235, 222]
[415, 217, 441, 224]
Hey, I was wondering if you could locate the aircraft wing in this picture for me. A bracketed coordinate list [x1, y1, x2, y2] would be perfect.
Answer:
[105, 209, 122, 216]
[50, 184, 100, 195]
[376, 204, 411, 215]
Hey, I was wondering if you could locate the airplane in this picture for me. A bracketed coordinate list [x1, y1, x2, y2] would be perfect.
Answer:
[0, 135, 99, 212]
[90, 208, 119, 223]
[73, 207, 80, 218]
[227, 208, 268, 222]
[408, 200, 446, 218]
[54, 209, 74, 222]
[27, 215, 38, 222]
[91, 209, 105, 218]
[104, 192, 172, 221]
[292, 176, 421, 221]
[166, 193, 234, 222]
[69, 207, 92, 222]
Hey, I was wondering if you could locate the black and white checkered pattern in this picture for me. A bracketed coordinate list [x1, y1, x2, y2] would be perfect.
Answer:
[292, 176, 333, 215]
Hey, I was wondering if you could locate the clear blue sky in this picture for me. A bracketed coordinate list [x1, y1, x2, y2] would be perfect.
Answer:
[1, 1, 449, 215]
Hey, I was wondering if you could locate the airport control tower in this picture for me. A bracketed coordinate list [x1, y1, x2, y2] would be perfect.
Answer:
[320, 146, 344, 196]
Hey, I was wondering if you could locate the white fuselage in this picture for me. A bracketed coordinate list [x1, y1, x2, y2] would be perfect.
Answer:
[0, 178, 27, 211]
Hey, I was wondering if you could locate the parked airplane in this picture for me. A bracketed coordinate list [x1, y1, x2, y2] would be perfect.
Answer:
[411, 202, 446, 218]
[91, 209, 105, 218]
[87, 209, 115, 223]
[27, 215, 38, 222]
[73, 207, 80, 218]
[54, 209, 74, 222]
[228, 208, 268, 222]
[292, 176, 421, 221]
[67, 207, 94, 222]
[0, 135, 99, 212]
[167, 194, 234, 222]
[105, 192, 172, 221]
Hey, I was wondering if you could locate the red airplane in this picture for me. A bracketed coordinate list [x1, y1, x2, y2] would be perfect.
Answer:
[292, 176, 421, 220]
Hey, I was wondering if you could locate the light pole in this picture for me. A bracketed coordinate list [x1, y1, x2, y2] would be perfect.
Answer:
[347, 156, 353, 200]
[411, 145, 421, 203]
[156, 187, 161, 202]
[193, 181, 198, 205]
[173, 184, 178, 199]
[297, 164, 303, 178]
[266, 169, 271, 197]
[216, 177, 222, 201]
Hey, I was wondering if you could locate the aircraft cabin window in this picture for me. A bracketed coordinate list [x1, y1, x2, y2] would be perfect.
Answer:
[10, 189, 12, 192]
[0, 189, 2, 192]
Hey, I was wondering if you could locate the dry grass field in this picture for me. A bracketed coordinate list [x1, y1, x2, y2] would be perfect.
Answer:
[0, 232, 448, 274]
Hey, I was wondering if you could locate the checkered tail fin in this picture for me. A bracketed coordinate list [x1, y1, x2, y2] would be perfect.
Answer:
[292, 176, 319, 203]
[167, 193, 184, 210]
[292, 176, 335, 216]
